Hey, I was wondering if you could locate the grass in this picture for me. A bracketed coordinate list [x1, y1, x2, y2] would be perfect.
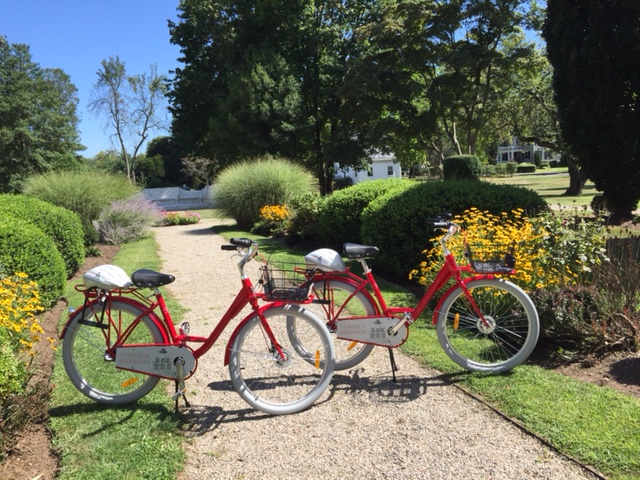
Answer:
[49, 235, 185, 480]
[484, 167, 598, 208]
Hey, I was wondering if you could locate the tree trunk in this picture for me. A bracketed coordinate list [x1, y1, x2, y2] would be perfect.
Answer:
[563, 156, 587, 196]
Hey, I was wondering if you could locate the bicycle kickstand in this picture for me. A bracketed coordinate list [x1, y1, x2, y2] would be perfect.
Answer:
[387, 348, 399, 383]
[172, 357, 191, 411]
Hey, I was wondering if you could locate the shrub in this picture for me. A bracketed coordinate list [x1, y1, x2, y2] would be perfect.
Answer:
[516, 163, 537, 173]
[94, 196, 162, 246]
[214, 156, 317, 228]
[23, 171, 139, 246]
[161, 211, 202, 226]
[0, 217, 66, 307]
[317, 178, 414, 249]
[0, 194, 84, 278]
[251, 205, 292, 237]
[443, 155, 481, 180]
[360, 180, 547, 278]
[505, 162, 518, 175]
[285, 193, 325, 245]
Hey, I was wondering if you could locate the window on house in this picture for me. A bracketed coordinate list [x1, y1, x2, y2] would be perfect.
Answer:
[387, 166, 394, 176]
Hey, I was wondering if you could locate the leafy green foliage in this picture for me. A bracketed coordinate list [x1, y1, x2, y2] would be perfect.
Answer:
[0, 39, 83, 193]
[214, 156, 316, 228]
[23, 170, 138, 245]
[317, 178, 414, 249]
[285, 192, 326, 245]
[0, 194, 84, 278]
[544, 0, 640, 220]
[443, 155, 481, 180]
[360, 180, 547, 278]
[0, 217, 66, 307]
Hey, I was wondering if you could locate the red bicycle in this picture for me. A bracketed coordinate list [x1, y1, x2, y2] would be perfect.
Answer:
[267, 215, 539, 374]
[60, 238, 335, 415]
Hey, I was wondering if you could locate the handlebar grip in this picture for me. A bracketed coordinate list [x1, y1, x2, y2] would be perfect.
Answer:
[426, 218, 450, 228]
[230, 237, 254, 248]
[221, 245, 237, 251]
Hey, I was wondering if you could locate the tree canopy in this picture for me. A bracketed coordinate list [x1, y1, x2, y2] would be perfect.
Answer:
[544, 0, 640, 221]
[168, 0, 545, 192]
[0, 38, 83, 193]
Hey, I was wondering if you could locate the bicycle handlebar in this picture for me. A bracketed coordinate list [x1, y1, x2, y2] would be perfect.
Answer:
[221, 237, 259, 277]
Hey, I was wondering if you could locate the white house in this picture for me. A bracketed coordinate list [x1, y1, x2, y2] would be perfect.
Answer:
[334, 152, 402, 184]
[496, 138, 561, 164]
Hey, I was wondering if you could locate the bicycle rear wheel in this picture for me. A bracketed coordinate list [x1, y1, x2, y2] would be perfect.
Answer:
[228, 305, 334, 415]
[62, 299, 165, 404]
[303, 279, 375, 370]
[436, 278, 539, 373]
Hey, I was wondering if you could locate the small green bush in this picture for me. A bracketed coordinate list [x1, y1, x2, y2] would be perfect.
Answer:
[317, 178, 414, 249]
[516, 163, 537, 173]
[0, 194, 84, 278]
[0, 330, 26, 399]
[360, 180, 548, 278]
[95, 196, 162, 246]
[443, 155, 481, 180]
[0, 217, 66, 307]
[214, 156, 317, 228]
[285, 193, 325, 245]
[505, 162, 518, 175]
[23, 171, 139, 246]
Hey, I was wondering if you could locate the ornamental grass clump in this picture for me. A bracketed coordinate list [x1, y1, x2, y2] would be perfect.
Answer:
[94, 196, 162, 246]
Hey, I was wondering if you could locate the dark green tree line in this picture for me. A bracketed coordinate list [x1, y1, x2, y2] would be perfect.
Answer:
[544, 0, 640, 222]
[0, 38, 83, 193]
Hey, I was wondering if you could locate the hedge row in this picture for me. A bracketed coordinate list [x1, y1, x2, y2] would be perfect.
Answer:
[308, 179, 548, 280]
[0, 194, 86, 307]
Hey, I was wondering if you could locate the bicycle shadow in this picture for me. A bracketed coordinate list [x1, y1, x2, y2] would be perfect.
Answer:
[179, 368, 471, 437]
[48, 401, 176, 438]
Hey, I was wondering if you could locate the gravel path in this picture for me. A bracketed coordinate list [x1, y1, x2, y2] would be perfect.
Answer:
[153, 218, 599, 480]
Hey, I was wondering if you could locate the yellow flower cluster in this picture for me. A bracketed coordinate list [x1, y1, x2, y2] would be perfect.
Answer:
[412, 208, 576, 291]
[0, 272, 45, 355]
[259, 205, 291, 222]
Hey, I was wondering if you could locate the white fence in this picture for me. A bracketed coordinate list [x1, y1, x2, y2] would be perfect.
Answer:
[142, 185, 216, 211]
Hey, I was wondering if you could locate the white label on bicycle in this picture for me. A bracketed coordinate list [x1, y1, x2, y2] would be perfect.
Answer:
[336, 317, 408, 347]
[115, 345, 197, 380]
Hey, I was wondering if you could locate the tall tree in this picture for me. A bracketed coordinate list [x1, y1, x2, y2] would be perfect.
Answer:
[168, 0, 382, 194]
[343, 0, 541, 175]
[544, 0, 640, 222]
[0, 38, 83, 193]
[89, 56, 168, 183]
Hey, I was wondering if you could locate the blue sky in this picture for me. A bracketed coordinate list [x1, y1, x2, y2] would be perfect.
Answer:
[1, 0, 181, 158]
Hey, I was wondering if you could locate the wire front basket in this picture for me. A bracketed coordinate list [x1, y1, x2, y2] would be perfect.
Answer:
[259, 262, 314, 301]
[464, 242, 516, 274]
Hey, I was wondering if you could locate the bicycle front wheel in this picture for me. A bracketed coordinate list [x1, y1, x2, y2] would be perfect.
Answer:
[304, 279, 376, 370]
[436, 278, 539, 373]
[228, 305, 335, 415]
[62, 299, 165, 404]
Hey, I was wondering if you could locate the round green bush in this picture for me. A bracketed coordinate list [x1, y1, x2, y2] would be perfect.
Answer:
[214, 156, 317, 228]
[317, 178, 414, 249]
[443, 155, 481, 180]
[360, 180, 548, 279]
[0, 194, 84, 278]
[0, 217, 66, 307]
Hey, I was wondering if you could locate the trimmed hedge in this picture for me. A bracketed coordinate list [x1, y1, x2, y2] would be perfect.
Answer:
[0, 217, 66, 307]
[0, 194, 84, 278]
[443, 155, 481, 180]
[360, 180, 548, 279]
[317, 178, 414, 249]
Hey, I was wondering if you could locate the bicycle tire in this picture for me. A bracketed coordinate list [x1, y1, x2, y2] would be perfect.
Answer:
[436, 278, 539, 372]
[302, 279, 376, 370]
[228, 305, 335, 415]
[62, 299, 165, 404]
